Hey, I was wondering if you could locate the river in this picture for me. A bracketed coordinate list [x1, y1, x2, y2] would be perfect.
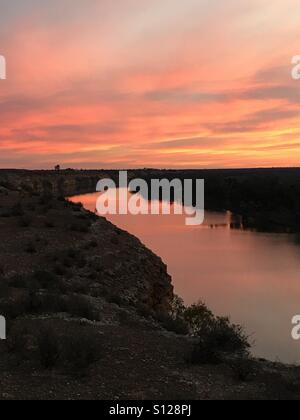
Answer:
[69, 190, 300, 364]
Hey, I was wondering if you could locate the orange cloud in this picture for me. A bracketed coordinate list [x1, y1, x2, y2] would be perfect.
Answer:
[0, 0, 300, 169]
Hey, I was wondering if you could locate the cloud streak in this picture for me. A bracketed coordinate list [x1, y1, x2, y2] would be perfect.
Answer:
[0, 0, 300, 168]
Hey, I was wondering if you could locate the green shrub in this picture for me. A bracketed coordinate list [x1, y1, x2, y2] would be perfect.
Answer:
[209, 317, 250, 354]
[167, 301, 252, 365]
[187, 303, 250, 365]
[171, 295, 186, 319]
[184, 302, 215, 336]
[156, 311, 189, 335]
[163, 316, 189, 335]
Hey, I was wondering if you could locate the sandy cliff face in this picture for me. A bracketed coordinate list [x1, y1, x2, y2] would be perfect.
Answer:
[0, 170, 102, 197]
[90, 217, 174, 313]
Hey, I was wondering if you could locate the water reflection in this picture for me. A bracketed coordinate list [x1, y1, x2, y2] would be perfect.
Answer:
[69, 191, 300, 364]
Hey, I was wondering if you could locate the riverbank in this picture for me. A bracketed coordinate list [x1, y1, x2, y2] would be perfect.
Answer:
[2, 167, 300, 233]
[0, 172, 300, 400]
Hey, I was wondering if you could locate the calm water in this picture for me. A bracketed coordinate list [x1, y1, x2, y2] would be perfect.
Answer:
[70, 190, 300, 364]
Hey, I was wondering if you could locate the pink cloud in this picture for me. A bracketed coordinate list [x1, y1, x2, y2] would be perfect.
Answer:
[0, 0, 300, 168]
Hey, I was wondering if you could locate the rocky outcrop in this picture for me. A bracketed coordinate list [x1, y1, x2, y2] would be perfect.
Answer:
[89, 217, 173, 313]
[0, 179, 173, 317]
[0, 169, 103, 197]
[0, 170, 175, 314]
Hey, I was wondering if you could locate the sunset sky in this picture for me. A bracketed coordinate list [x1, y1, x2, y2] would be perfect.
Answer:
[1, 0, 300, 169]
